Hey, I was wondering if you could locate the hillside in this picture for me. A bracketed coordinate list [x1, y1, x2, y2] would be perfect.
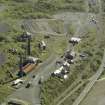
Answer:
[0, 0, 105, 105]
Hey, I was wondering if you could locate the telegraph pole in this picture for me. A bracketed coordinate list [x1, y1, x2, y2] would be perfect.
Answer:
[27, 36, 31, 55]
[26, 32, 31, 56]
[18, 53, 24, 77]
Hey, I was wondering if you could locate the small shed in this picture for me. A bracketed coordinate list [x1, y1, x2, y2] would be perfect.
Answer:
[12, 79, 24, 85]
[65, 51, 76, 60]
[63, 75, 68, 79]
[27, 56, 39, 64]
[26, 32, 31, 36]
[70, 51, 76, 58]
[54, 66, 64, 75]
[38, 40, 46, 50]
[69, 37, 81, 44]
[63, 61, 70, 67]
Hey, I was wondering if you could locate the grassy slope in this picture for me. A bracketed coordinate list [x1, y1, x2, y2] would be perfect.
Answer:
[0, 0, 85, 103]
[41, 0, 105, 105]
[0, 0, 85, 19]
[41, 27, 105, 105]
[98, 0, 105, 79]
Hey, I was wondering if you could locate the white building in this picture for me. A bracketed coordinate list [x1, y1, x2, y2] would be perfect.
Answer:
[63, 75, 68, 79]
[54, 66, 64, 75]
[26, 32, 31, 36]
[39, 40, 46, 50]
[70, 37, 81, 43]
[12, 79, 24, 85]
[63, 61, 70, 67]
[27, 56, 39, 64]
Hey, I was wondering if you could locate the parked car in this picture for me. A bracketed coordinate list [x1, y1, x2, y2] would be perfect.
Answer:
[11, 79, 24, 89]
[8, 48, 17, 54]
[25, 81, 32, 88]
[12, 79, 24, 86]
[14, 83, 23, 89]
[32, 75, 36, 78]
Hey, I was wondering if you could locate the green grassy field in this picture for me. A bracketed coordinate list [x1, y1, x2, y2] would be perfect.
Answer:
[0, 32, 67, 103]
[0, 20, 68, 104]
[0, 0, 85, 19]
[40, 0, 105, 105]
[41, 26, 105, 105]
[0, 0, 102, 104]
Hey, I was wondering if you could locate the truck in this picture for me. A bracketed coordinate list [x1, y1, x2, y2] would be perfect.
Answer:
[24, 57, 39, 73]
[19, 57, 39, 75]
[23, 63, 37, 74]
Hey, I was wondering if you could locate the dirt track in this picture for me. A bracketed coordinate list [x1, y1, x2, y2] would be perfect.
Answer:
[0, 53, 6, 66]
[80, 79, 105, 105]
[7, 10, 98, 105]
[6, 0, 101, 104]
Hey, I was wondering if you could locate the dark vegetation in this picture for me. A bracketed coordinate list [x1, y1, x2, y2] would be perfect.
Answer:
[102, 0, 105, 12]
[41, 28, 104, 105]
[88, 0, 99, 13]
[0, 0, 105, 104]
[41, 0, 105, 104]
[98, 0, 105, 79]
[0, 0, 85, 19]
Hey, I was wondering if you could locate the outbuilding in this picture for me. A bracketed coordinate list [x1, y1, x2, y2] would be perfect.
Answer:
[38, 40, 46, 50]
[69, 37, 81, 44]
[65, 51, 76, 60]
[63, 75, 68, 79]
[27, 56, 39, 64]
[63, 61, 70, 67]
[12, 79, 24, 86]
[54, 66, 64, 75]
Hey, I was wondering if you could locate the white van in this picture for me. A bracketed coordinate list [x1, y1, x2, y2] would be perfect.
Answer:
[12, 79, 24, 86]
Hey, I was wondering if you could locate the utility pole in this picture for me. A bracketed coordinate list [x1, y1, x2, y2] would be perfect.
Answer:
[25, 32, 31, 56]
[18, 53, 24, 77]
[27, 35, 31, 55]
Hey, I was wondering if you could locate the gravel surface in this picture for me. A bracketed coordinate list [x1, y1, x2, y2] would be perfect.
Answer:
[0, 5, 6, 12]
[0, 23, 10, 33]
[0, 53, 6, 66]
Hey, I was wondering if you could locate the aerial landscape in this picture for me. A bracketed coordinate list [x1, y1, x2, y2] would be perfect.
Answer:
[0, 0, 105, 105]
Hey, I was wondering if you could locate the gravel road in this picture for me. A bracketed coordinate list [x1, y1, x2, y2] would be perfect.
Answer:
[6, 1, 101, 105]
[0, 53, 6, 66]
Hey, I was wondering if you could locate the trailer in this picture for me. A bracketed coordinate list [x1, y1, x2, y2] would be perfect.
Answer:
[23, 63, 37, 74]
[12, 79, 24, 89]
[18, 57, 39, 76]
[69, 37, 81, 44]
